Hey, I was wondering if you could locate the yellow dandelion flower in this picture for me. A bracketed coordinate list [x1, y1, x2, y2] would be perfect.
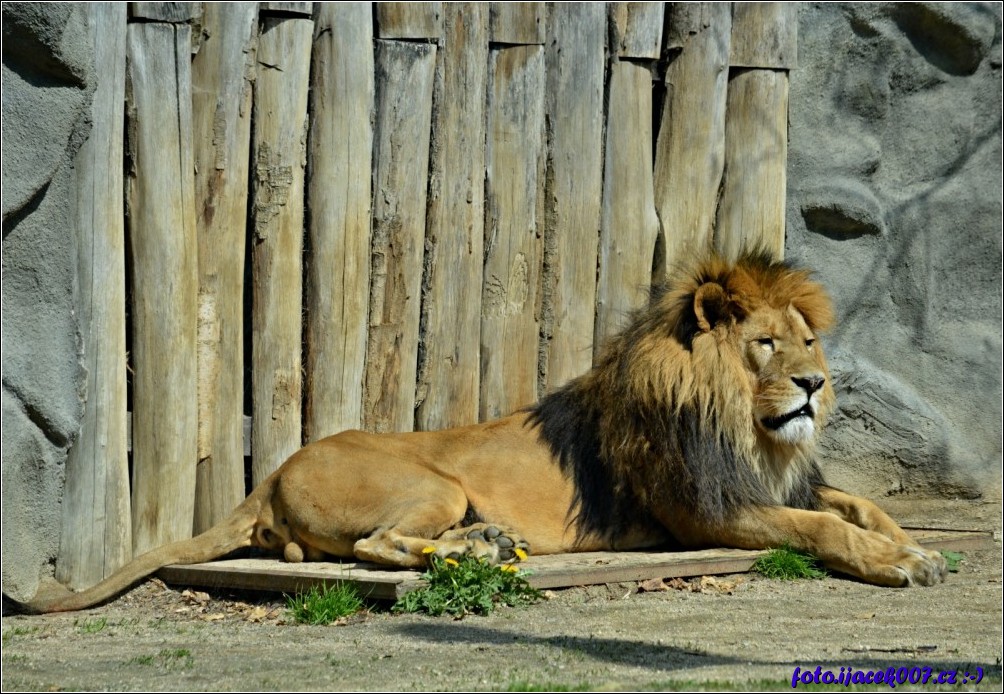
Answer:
[444, 558, 459, 567]
[500, 564, 519, 573]
[421, 546, 437, 554]
[513, 547, 528, 561]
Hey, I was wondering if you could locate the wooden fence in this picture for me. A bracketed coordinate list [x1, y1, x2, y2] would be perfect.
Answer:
[58, 1, 796, 589]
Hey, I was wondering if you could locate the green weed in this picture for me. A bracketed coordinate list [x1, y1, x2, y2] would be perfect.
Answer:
[752, 545, 828, 580]
[941, 550, 964, 573]
[393, 554, 542, 617]
[285, 582, 365, 625]
[74, 616, 108, 634]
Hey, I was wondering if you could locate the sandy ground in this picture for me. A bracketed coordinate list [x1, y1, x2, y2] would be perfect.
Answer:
[2, 498, 1001, 692]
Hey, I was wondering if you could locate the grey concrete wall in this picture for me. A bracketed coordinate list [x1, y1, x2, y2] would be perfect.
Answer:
[2, 3, 94, 602]
[786, 2, 1002, 499]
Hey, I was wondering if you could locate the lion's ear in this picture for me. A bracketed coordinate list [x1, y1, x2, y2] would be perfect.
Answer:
[693, 282, 743, 332]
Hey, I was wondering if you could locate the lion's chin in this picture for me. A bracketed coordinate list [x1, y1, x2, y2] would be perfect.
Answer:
[760, 405, 817, 445]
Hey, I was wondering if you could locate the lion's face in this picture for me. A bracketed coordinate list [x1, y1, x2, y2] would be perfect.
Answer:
[736, 303, 834, 446]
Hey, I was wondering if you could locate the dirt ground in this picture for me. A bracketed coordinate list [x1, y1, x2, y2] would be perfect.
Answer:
[2, 499, 1001, 692]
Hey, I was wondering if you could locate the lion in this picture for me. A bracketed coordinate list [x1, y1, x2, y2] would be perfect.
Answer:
[20, 251, 946, 613]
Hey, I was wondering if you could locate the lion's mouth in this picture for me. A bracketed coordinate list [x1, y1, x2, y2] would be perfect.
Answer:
[761, 404, 814, 431]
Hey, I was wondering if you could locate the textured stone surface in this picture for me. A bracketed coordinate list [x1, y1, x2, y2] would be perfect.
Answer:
[1, 2, 93, 601]
[786, 2, 1002, 499]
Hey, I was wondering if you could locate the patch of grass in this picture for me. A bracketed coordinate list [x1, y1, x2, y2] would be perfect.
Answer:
[752, 545, 828, 580]
[941, 550, 964, 572]
[393, 554, 542, 618]
[285, 582, 365, 625]
[2, 625, 39, 644]
[507, 681, 594, 692]
[74, 616, 108, 634]
[124, 649, 194, 669]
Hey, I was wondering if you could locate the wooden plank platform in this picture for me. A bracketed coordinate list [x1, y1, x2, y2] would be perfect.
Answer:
[158, 529, 994, 601]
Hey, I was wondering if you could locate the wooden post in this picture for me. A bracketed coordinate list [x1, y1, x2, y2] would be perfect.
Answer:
[489, 2, 545, 44]
[57, 1, 131, 590]
[480, 45, 546, 420]
[715, 3, 798, 261]
[364, 40, 437, 434]
[609, 2, 664, 59]
[190, 2, 257, 533]
[125, 20, 198, 554]
[415, 3, 489, 431]
[376, 2, 443, 39]
[304, 3, 374, 442]
[250, 12, 313, 484]
[595, 60, 661, 354]
[540, 3, 605, 391]
[653, 2, 732, 272]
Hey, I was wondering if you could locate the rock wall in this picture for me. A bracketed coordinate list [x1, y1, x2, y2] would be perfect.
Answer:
[1, 3, 94, 601]
[786, 2, 1002, 499]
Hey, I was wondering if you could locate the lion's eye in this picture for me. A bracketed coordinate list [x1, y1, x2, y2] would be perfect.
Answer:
[756, 337, 775, 350]
[805, 338, 816, 350]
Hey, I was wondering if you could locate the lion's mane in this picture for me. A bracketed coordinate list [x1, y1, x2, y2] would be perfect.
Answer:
[529, 251, 836, 543]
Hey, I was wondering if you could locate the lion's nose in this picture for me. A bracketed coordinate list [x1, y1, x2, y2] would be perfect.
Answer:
[792, 375, 825, 395]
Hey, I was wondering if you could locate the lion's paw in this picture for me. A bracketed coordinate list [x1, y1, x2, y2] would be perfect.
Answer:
[896, 545, 948, 587]
[437, 523, 530, 564]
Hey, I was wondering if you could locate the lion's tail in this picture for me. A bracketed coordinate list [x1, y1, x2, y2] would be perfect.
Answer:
[18, 483, 269, 614]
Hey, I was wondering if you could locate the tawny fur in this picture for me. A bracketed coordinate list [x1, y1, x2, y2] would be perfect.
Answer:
[19, 252, 946, 613]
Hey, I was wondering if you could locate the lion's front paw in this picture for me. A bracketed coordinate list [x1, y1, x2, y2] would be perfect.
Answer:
[881, 544, 948, 587]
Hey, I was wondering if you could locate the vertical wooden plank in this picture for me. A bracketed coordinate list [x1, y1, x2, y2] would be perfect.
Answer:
[260, 2, 313, 15]
[480, 45, 546, 420]
[304, 3, 374, 442]
[595, 60, 661, 354]
[57, 2, 131, 590]
[376, 2, 443, 39]
[190, 2, 256, 533]
[609, 2, 665, 59]
[126, 21, 198, 554]
[540, 3, 605, 391]
[714, 68, 789, 260]
[415, 3, 489, 431]
[729, 2, 798, 68]
[250, 16, 313, 484]
[130, 2, 202, 22]
[364, 40, 437, 434]
[489, 2, 545, 44]
[653, 2, 731, 271]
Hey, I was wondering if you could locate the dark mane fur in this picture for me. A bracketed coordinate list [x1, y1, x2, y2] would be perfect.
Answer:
[528, 251, 825, 545]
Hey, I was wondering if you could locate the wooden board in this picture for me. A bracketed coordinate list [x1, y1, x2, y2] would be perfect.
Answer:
[191, 2, 257, 534]
[364, 40, 437, 433]
[490, 2, 545, 45]
[130, 2, 201, 22]
[304, 3, 374, 441]
[714, 68, 788, 261]
[540, 3, 605, 392]
[58, 1, 131, 590]
[415, 3, 489, 431]
[159, 529, 995, 600]
[653, 2, 731, 272]
[609, 2, 665, 59]
[259, 2, 313, 16]
[595, 60, 661, 354]
[376, 2, 442, 40]
[126, 21, 199, 555]
[250, 16, 313, 483]
[729, 2, 798, 69]
[480, 45, 546, 421]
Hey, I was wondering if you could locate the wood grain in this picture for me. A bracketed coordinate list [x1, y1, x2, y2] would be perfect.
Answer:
[304, 3, 374, 441]
[250, 15, 313, 483]
[58, 2, 131, 589]
[126, 21, 199, 554]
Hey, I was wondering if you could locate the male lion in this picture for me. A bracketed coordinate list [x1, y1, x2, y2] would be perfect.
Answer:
[22, 251, 946, 613]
